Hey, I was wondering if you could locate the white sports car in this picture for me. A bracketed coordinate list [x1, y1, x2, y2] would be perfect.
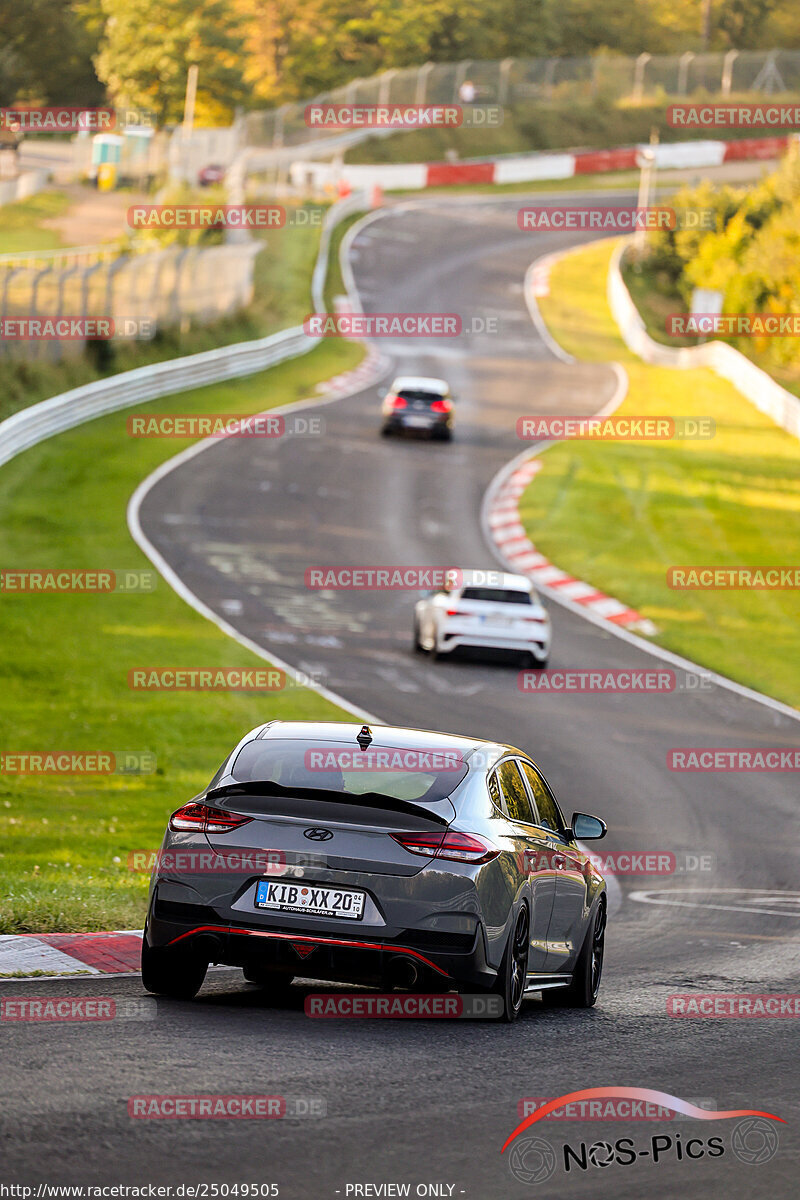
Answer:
[414, 572, 550, 665]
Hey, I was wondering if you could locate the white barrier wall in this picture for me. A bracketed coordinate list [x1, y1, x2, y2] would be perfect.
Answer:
[607, 240, 800, 440]
[0, 168, 51, 206]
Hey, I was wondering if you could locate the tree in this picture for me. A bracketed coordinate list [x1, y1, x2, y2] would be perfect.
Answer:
[94, 0, 247, 124]
[0, 1, 103, 106]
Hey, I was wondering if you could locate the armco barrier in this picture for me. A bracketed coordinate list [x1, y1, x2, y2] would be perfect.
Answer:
[0, 194, 368, 471]
[311, 190, 368, 314]
[0, 328, 311, 469]
[607, 239, 800, 440]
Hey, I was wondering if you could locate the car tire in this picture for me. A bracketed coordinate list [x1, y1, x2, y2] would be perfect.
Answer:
[433, 427, 452, 442]
[380, 425, 392, 437]
[243, 966, 295, 989]
[542, 900, 605, 1009]
[413, 618, 425, 653]
[525, 653, 548, 669]
[491, 905, 529, 1023]
[141, 938, 208, 1000]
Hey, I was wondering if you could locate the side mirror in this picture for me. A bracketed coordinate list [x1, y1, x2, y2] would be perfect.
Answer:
[571, 812, 607, 841]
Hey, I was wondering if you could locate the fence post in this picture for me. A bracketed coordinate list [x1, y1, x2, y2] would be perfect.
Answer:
[542, 57, 556, 100]
[498, 58, 515, 106]
[678, 52, 694, 96]
[30, 265, 54, 362]
[633, 53, 651, 102]
[0, 267, 24, 359]
[721, 49, 739, 96]
[415, 62, 435, 105]
[453, 60, 471, 103]
[378, 69, 398, 105]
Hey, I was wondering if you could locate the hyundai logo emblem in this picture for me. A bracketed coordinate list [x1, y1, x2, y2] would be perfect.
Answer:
[304, 827, 333, 841]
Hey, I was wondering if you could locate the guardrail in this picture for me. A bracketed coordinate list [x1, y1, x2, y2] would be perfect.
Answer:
[0, 192, 366, 470]
[607, 240, 800, 440]
[0, 327, 311, 469]
[311, 190, 368, 314]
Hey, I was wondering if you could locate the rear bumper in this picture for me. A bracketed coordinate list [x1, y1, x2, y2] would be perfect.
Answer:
[383, 414, 451, 435]
[146, 895, 495, 990]
[439, 626, 550, 657]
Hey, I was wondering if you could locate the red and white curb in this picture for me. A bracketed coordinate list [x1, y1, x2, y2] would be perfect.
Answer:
[292, 134, 792, 193]
[316, 339, 391, 398]
[486, 245, 657, 637]
[0, 931, 143, 977]
[486, 457, 655, 635]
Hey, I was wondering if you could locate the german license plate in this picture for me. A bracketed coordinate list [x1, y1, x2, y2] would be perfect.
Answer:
[254, 879, 365, 920]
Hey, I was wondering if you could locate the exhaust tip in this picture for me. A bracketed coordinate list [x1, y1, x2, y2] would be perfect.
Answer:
[192, 932, 224, 960]
[388, 956, 419, 990]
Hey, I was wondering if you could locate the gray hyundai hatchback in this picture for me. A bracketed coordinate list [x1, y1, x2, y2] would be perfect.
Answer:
[142, 720, 608, 1020]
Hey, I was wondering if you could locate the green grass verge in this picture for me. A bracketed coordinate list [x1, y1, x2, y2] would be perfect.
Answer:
[0, 190, 71, 255]
[523, 238, 800, 709]
[323, 210, 368, 310]
[0, 336, 363, 934]
[0, 203, 325, 424]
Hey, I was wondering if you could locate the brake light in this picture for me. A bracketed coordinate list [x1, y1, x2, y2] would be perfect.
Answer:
[430, 399, 452, 413]
[169, 802, 252, 834]
[446, 608, 463, 616]
[391, 831, 499, 864]
[391, 394, 407, 409]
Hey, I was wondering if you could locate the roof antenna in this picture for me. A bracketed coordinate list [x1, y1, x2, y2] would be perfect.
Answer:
[357, 725, 373, 750]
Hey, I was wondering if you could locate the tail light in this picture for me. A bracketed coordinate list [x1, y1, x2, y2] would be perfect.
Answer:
[169, 802, 252, 834]
[430, 399, 452, 413]
[391, 394, 407, 409]
[446, 607, 463, 616]
[391, 831, 499, 864]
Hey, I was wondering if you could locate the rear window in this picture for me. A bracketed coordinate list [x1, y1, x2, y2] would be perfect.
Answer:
[461, 587, 531, 605]
[397, 389, 445, 403]
[227, 739, 468, 803]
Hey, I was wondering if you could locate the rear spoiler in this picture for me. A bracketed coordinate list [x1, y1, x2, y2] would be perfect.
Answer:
[206, 780, 454, 825]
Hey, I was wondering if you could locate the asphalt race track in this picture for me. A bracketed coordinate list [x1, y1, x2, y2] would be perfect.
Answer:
[2, 194, 799, 1197]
